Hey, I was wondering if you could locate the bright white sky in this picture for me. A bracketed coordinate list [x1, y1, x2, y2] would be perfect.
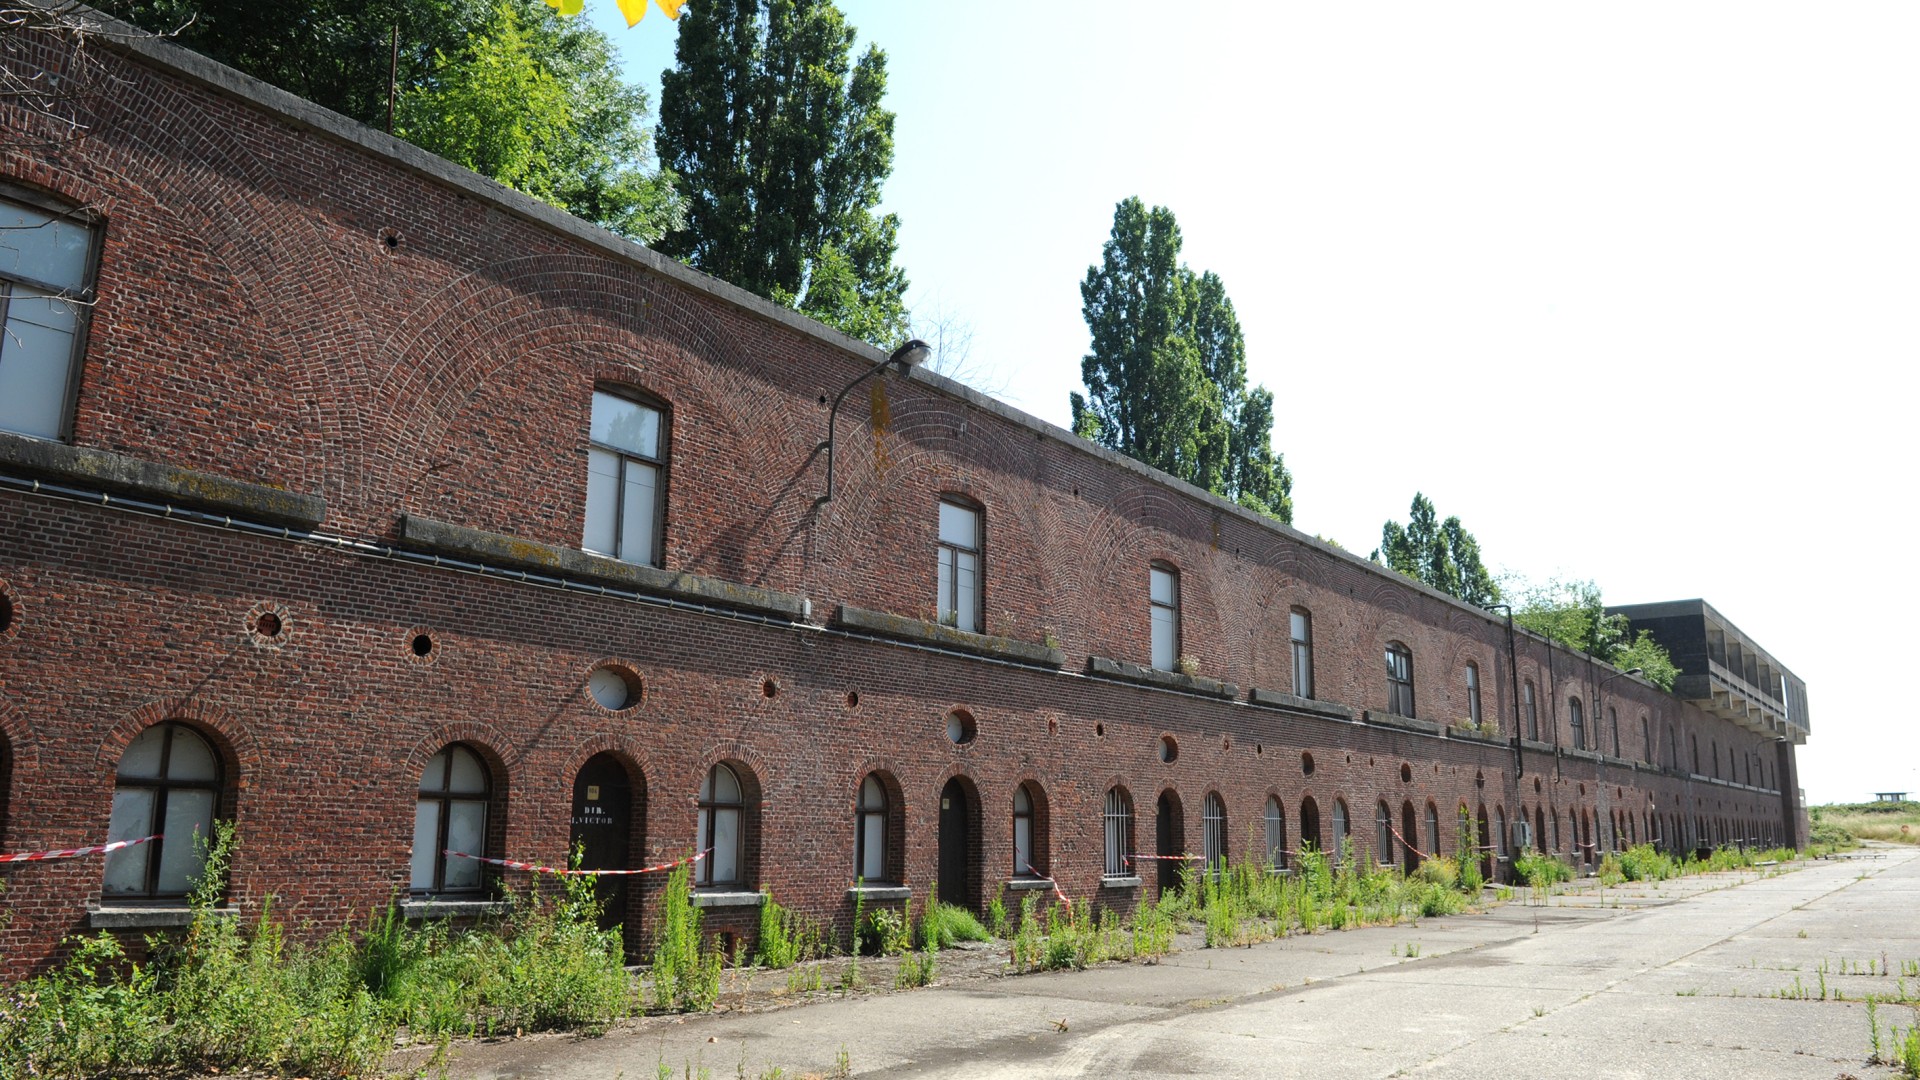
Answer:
[592, 1, 1919, 806]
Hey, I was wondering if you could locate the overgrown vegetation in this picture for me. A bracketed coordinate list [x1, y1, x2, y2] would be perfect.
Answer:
[1812, 801, 1920, 848]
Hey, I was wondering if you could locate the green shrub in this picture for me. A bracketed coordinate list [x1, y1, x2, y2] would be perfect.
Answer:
[755, 890, 801, 969]
[650, 863, 722, 1013]
[986, 892, 1009, 938]
[1412, 858, 1458, 889]
[1514, 851, 1574, 889]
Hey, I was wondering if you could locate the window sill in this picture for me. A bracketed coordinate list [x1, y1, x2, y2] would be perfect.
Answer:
[845, 884, 910, 901]
[1362, 710, 1445, 737]
[1247, 687, 1356, 722]
[0, 430, 327, 528]
[1004, 877, 1057, 891]
[1086, 656, 1236, 699]
[1447, 724, 1507, 745]
[88, 905, 233, 929]
[692, 890, 766, 909]
[1098, 875, 1143, 889]
[397, 513, 809, 620]
[401, 898, 506, 919]
[833, 605, 1066, 668]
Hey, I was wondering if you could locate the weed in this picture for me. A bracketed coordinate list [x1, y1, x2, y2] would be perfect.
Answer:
[987, 892, 1009, 938]
[920, 897, 992, 950]
[651, 862, 723, 1014]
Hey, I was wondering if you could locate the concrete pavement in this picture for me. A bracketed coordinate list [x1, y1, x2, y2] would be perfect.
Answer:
[439, 845, 1920, 1079]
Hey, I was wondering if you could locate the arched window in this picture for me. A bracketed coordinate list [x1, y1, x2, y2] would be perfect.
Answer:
[1149, 563, 1180, 671]
[1331, 799, 1350, 856]
[1299, 796, 1322, 854]
[1690, 734, 1700, 774]
[105, 723, 222, 899]
[1290, 609, 1314, 699]
[855, 774, 890, 882]
[1102, 787, 1133, 878]
[1202, 793, 1227, 873]
[1640, 715, 1651, 763]
[1385, 643, 1415, 718]
[1424, 802, 1441, 859]
[1568, 697, 1585, 749]
[1465, 662, 1482, 727]
[583, 388, 668, 567]
[1534, 807, 1546, 853]
[1014, 782, 1046, 878]
[411, 743, 489, 895]
[1264, 797, 1287, 869]
[1375, 801, 1394, 865]
[1495, 806, 1508, 860]
[1524, 681, 1538, 740]
[697, 763, 746, 887]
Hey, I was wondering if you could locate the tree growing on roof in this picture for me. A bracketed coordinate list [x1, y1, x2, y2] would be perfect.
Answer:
[1374, 493, 1500, 607]
[655, 0, 909, 348]
[1072, 197, 1293, 524]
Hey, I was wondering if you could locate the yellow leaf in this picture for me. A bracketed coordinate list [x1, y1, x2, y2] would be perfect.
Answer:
[615, 0, 648, 25]
[655, 0, 685, 17]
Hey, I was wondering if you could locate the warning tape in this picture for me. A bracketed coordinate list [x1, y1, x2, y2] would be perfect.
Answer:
[0, 834, 160, 864]
[1385, 822, 1435, 863]
[444, 848, 707, 876]
[1126, 852, 1200, 864]
[1019, 859, 1071, 906]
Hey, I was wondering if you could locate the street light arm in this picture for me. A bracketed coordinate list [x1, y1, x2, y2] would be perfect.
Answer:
[818, 341, 930, 503]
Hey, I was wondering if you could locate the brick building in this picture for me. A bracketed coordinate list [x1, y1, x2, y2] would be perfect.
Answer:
[0, 14, 1807, 976]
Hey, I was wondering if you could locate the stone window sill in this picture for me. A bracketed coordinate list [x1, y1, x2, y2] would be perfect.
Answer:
[1099, 875, 1143, 889]
[1247, 687, 1356, 721]
[1005, 877, 1057, 891]
[401, 898, 506, 919]
[833, 605, 1065, 667]
[845, 884, 910, 901]
[1086, 656, 1236, 699]
[88, 905, 233, 929]
[692, 890, 766, 909]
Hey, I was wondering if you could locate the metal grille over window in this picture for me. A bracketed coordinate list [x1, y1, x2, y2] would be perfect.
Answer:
[936, 500, 981, 633]
[1149, 564, 1179, 671]
[583, 390, 665, 567]
[412, 744, 488, 894]
[1290, 609, 1313, 699]
[1202, 794, 1226, 873]
[697, 764, 743, 887]
[105, 723, 220, 898]
[1102, 787, 1131, 877]
[0, 195, 95, 440]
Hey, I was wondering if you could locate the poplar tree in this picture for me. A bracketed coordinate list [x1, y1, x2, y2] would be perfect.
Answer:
[1073, 197, 1293, 523]
[656, 0, 908, 347]
[1374, 493, 1501, 607]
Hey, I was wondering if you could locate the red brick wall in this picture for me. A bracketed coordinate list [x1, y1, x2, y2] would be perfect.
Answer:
[0, 27, 1798, 977]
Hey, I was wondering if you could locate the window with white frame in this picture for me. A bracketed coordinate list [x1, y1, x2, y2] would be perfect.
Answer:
[697, 763, 745, 887]
[1290, 608, 1314, 699]
[936, 499, 981, 632]
[1102, 787, 1133, 877]
[1465, 662, 1482, 727]
[0, 192, 97, 441]
[855, 774, 890, 882]
[1331, 799, 1350, 855]
[1149, 564, 1179, 671]
[1202, 793, 1226, 873]
[411, 743, 489, 895]
[1264, 797, 1287, 869]
[583, 389, 666, 566]
[104, 723, 221, 899]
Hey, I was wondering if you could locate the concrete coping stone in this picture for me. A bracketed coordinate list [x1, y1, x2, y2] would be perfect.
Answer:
[1447, 724, 1508, 744]
[396, 513, 807, 620]
[692, 890, 767, 909]
[1246, 687, 1357, 722]
[87, 905, 232, 929]
[832, 605, 1066, 668]
[1004, 877, 1057, 891]
[845, 885, 911, 901]
[1086, 655, 1237, 699]
[1098, 875, 1143, 889]
[0, 430, 326, 528]
[1362, 710, 1446, 737]
[401, 899, 506, 919]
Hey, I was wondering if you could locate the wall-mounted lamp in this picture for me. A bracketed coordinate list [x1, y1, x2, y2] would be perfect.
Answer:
[818, 339, 930, 503]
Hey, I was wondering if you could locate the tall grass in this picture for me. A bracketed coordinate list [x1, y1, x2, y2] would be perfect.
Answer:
[1813, 801, 1920, 847]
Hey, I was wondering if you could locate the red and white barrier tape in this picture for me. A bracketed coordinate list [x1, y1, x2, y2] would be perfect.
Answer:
[1385, 822, 1436, 863]
[0, 834, 160, 864]
[443, 848, 707, 876]
[1126, 852, 1200, 864]
[1020, 859, 1071, 906]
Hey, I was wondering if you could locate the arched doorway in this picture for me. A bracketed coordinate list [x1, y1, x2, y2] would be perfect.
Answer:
[938, 776, 979, 912]
[1300, 796, 1321, 856]
[1155, 790, 1185, 896]
[1476, 804, 1492, 881]
[1400, 801, 1419, 874]
[570, 753, 639, 938]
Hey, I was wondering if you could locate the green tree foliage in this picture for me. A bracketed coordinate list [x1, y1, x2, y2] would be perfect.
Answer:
[1072, 197, 1293, 523]
[102, 0, 680, 243]
[1508, 576, 1680, 690]
[398, 0, 683, 242]
[1373, 493, 1500, 606]
[656, 0, 909, 346]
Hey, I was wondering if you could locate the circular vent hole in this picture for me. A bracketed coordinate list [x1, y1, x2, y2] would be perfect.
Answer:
[1158, 735, 1178, 763]
[846, 690, 860, 708]
[946, 709, 976, 745]
[411, 633, 434, 657]
[588, 665, 643, 711]
[255, 611, 282, 638]
[762, 678, 778, 699]
[0, 593, 16, 634]
[1095, 722, 1105, 737]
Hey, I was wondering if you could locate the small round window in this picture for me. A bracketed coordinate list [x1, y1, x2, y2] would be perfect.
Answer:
[588, 665, 643, 711]
[1158, 735, 1179, 763]
[946, 709, 976, 745]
